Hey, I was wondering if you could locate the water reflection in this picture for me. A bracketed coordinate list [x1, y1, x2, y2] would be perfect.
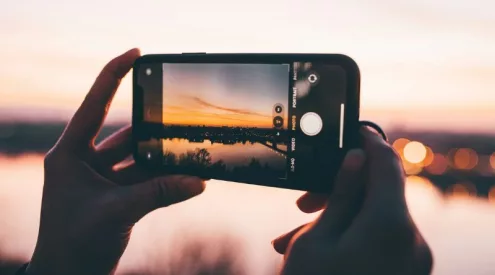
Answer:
[161, 139, 287, 169]
[0, 155, 495, 275]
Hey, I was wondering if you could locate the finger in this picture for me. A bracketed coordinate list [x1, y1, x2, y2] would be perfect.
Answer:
[296, 193, 328, 213]
[120, 175, 206, 222]
[110, 160, 163, 185]
[60, 48, 140, 150]
[414, 239, 434, 275]
[312, 148, 366, 236]
[95, 125, 132, 166]
[359, 126, 407, 212]
[271, 223, 310, 254]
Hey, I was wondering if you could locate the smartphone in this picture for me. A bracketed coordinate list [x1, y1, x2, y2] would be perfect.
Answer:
[133, 53, 360, 193]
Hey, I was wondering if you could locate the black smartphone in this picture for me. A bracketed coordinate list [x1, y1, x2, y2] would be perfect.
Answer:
[133, 53, 360, 193]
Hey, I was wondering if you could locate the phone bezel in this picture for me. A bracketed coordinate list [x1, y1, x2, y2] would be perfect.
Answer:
[132, 53, 361, 193]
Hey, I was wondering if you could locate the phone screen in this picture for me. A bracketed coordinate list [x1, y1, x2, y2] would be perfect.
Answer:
[134, 57, 358, 192]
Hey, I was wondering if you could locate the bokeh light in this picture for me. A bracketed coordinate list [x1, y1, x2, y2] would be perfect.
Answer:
[425, 153, 448, 175]
[393, 138, 410, 153]
[475, 155, 493, 175]
[490, 153, 495, 170]
[423, 146, 435, 167]
[403, 141, 427, 164]
[488, 186, 495, 203]
[406, 175, 436, 191]
[447, 182, 477, 197]
[452, 148, 478, 170]
[403, 161, 423, 175]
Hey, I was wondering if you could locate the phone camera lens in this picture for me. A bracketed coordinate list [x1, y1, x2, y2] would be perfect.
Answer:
[308, 73, 318, 84]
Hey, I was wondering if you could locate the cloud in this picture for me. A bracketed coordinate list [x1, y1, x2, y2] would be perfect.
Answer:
[189, 96, 270, 118]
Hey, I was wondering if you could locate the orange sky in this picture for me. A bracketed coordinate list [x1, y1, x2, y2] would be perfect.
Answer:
[163, 108, 274, 128]
[163, 106, 273, 128]
[158, 63, 289, 128]
[1, 0, 494, 133]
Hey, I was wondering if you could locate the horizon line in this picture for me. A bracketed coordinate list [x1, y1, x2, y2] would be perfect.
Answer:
[0, 120, 494, 136]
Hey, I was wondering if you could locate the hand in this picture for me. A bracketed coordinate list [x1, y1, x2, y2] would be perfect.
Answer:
[26, 49, 205, 275]
[272, 127, 433, 275]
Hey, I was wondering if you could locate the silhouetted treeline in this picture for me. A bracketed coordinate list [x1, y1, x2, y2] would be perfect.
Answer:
[155, 147, 284, 183]
[138, 123, 289, 145]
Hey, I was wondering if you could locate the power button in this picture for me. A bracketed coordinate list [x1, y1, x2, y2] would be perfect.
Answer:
[181, 52, 206, 55]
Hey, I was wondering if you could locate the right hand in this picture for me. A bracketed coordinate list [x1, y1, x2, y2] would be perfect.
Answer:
[273, 127, 433, 275]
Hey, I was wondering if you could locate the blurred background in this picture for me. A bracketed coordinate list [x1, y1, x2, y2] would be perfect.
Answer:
[1, 0, 495, 274]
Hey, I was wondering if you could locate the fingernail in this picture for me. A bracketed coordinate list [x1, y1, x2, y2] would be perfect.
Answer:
[271, 240, 283, 254]
[295, 195, 305, 205]
[125, 48, 141, 55]
[120, 48, 141, 60]
[343, 149, 366, 170]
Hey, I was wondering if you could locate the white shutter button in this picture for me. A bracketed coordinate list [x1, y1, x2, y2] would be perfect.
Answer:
[300, 112, 322, 136]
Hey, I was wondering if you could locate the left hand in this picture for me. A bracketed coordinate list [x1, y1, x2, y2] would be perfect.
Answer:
[25, 49, 205, 275]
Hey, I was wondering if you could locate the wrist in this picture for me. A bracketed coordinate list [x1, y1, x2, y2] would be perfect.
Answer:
[26, 247, 118, 275]
[25, 244, 77, 275]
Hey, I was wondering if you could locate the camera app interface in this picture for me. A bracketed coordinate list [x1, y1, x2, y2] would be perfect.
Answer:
[136, 62, 347, 190]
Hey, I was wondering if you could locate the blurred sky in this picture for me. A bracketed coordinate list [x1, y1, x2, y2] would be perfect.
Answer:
[1, 0, 494, 132]
[161, 63, 288, 128]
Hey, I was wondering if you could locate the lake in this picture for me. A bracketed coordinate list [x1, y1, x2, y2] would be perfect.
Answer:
[159, 138, 287, 170]
[1, 155, 495, 275]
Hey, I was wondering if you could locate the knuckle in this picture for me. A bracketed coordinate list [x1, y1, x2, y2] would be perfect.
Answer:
[154, 180, 170, 207]
[153, 179, 182, 207]
[43, 146, 75, 173]
[371, 142, 406, 175]
[376, 142, 401, 161]
[43, 150, 58, 169]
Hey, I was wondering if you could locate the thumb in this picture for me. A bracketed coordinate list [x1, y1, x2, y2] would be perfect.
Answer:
[120, 175, 206, 222]
[311, 148, 366, 237]
[359, 127, 407, 214]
